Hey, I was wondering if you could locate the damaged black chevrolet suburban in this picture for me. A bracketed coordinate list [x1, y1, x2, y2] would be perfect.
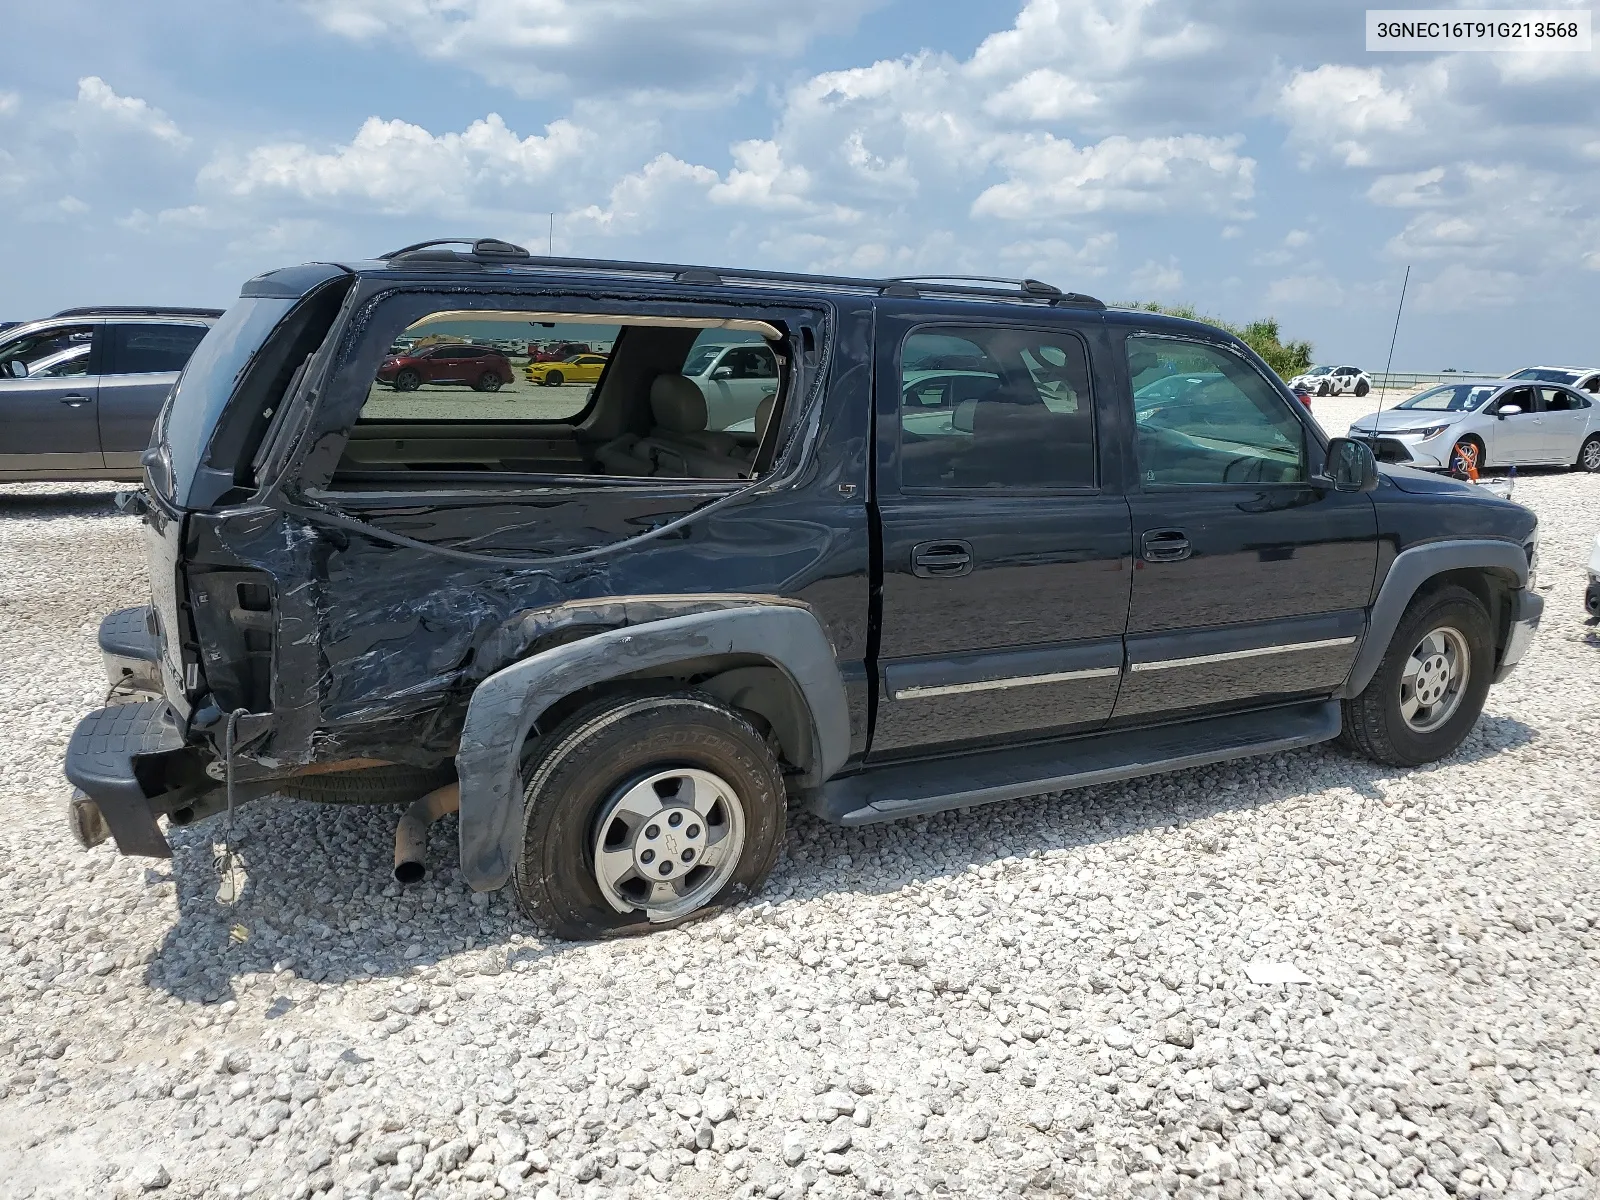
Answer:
[65, 238, 1543, 939]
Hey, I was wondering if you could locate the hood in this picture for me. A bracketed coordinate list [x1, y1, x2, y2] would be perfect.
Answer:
[1380, 464, 1480, 496]
[1346, 408, 1463, 433]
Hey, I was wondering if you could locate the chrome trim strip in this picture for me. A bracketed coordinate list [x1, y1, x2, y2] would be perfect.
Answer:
[893, 665, 1120, 701]
[1129, 635, 1357, 674]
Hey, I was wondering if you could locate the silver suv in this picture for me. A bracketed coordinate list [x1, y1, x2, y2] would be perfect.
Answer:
[0, 306, 218, 482]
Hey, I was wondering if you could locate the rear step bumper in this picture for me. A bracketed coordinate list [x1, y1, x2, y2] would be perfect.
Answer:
[99, 605, 161, 695]
[64, 700, 187, 857]
[809, 700, 1340, 825]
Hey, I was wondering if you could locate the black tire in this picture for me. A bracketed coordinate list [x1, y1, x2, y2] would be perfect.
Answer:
[513, 691, 785, 940]
[276, 763, 454, 806]
[543, 369, 564, 387]
[1317, 381, 1330, 397]
[392, 369, 421, 392]
[1340, 584, 1494, 767]
[473, 371, 502, 393]
[1577, 435, 1600, 473]
[1354, 379, 1370, 397]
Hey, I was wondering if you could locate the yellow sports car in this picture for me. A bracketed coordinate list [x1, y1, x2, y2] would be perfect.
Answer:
[523, 354, 608, 387]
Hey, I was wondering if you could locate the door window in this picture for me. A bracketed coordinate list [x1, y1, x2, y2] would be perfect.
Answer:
[0, 324, 95, 379]
[1127, 336, 1306, 486]
[897, 326, 1094, 489]
[110, 323, 208, 374]
[1542, 387, 1583, 412]
[1491, 387, 1534, 414]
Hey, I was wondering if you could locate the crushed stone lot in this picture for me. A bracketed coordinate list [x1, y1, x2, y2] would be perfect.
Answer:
[2, 394, 1599, 1199]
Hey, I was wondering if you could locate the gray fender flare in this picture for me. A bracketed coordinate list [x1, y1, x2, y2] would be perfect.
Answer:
[454, 605, 850, 891]
[1338, 538, 1528, 699]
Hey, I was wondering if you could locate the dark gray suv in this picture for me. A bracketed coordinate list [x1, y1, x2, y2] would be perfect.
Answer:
[0, 306, 218, 481]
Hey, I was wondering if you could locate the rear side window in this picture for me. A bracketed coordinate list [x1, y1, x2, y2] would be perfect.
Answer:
[111, 323, 209, 374]
[897, 325, 1095, 490]
[1127, 335, 1305, 486]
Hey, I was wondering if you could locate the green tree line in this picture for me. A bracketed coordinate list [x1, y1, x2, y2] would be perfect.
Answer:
[1122, 302, 1314, 382]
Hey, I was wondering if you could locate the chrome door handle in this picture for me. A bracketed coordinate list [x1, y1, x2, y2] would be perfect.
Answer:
[1142, 529, 1191, 562]
[60, 395, 91, 407]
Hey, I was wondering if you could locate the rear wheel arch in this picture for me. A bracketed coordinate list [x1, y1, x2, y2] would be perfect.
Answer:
[455, 604, 849, 892]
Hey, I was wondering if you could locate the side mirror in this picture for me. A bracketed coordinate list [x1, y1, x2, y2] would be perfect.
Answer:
[1496, 404, 1522, 418]
[1320, 436, 1378, 493]
[710, 366, 733, 381]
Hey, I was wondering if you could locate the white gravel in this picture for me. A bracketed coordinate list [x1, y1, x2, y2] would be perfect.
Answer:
[3, 419, 1600, 1200]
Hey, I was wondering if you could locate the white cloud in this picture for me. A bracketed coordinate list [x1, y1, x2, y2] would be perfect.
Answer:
[72, 76, 187, 147]
[201, 114, 588, 215]
[1276, 65, 1428, 167]
[0, 92, 18, 118]
[1129, 257, 1184, 295]
[973, 134, 1254, 220]
[1367, 168, 1447, 208]
[301, 0, 886, 104]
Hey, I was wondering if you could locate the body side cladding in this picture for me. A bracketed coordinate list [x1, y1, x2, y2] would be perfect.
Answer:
[1338, 537, 1528, 700]
[455, 604, 850, 891]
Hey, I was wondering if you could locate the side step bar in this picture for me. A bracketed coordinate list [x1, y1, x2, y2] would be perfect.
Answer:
[808, 700, 1340, 826]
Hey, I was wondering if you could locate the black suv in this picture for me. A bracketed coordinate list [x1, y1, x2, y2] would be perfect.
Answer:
[64, 238, 1543, 939]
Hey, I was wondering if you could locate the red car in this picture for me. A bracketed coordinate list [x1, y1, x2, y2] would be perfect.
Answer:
[528, 340, 594, 363]
[376, 344, 514, 392]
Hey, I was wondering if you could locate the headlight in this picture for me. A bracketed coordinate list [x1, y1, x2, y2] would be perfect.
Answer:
[1420, 424, 1450, 439]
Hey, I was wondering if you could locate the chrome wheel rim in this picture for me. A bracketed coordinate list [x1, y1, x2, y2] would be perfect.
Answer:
[1583, 440, 1600, 470]
[591, 768, 746, 922]
[1400, 625, 1470, 734]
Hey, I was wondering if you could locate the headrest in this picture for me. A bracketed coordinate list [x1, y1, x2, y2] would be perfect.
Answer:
[755, 394, 776, 439]
[650, 375, 708, 433]
[970, 395, 1058, 440]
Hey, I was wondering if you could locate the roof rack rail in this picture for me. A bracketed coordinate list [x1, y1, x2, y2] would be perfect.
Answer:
[51, 305, 225, 319]
[374, 242, 1104, 307]
[886, 274, 1060, 297]
[379, 237, 531, 263]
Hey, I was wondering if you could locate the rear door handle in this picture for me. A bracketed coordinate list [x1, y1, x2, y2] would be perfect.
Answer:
[60, 394, 92, 408]
[1141, 529, 1191, 562]
[911, 540, 973, 578]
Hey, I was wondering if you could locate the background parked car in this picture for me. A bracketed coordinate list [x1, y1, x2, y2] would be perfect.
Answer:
[376, 344, 514, 392]
[1346, 378, 1600, 472]
[523, 352, 609, 388]
[0, 306, 217, 481]
[680, 341, 781, 430]
[1508, 365, 1600, 394]
[529, 341, 596, 362]
[1289, 364, 1372, 397]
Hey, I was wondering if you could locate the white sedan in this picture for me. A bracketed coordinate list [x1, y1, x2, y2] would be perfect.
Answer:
[681, 341, 780, 431]
[1346, 377, 1600, 473]
[1290, 364, 1372, 397]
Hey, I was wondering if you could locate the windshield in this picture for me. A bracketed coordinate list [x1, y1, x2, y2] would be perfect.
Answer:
[161, 297, 296, 501]
[1395, 383, 1497, 412]
[683, 346, 724, 375]
[1509, 367, 1578, 384]
[1305, 366, 1333, 376]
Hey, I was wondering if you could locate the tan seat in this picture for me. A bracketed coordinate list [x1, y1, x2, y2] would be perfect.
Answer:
[597, 375, 750, 478]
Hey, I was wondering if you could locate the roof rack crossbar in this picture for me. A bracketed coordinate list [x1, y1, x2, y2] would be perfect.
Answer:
[379, 237, 531, 262]
[886, 274, 1062, 298]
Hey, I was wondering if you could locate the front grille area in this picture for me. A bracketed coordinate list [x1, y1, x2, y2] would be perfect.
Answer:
[1354, 435, 1413, 464]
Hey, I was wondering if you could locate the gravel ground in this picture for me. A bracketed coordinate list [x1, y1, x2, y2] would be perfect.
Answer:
[3, 395, 1599, 1200]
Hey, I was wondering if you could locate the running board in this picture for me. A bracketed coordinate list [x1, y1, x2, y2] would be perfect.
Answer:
[809, 700, 1340, 826]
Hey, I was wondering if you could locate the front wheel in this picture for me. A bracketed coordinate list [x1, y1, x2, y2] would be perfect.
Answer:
[1577, 435, 1600, 473]
[392, 369, 421, 392]
[1451, 437, 1483, 474]
[543, 369, 565, 387]
[513, 691, 786, 939]
[1340, 584, 1494, 767]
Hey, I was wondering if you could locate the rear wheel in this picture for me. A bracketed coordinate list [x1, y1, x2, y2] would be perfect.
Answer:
[513, 691, 786, 939]
[392, 369, 421, 392]
[1354, 379, 1370, 397]
[474, 371, 502, 392]
[1340, 584, 1494, 767]
[1577, 435, 1600, 472]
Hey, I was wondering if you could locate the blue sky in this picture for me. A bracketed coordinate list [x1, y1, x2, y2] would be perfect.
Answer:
[2, 0, 1596, 372]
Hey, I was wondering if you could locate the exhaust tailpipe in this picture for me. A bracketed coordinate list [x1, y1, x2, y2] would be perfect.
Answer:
[393, 783, 460, 884]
